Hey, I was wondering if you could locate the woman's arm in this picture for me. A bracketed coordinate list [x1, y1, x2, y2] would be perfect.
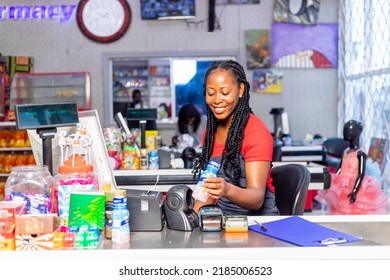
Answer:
[193, 197, 216, 214]
[201, 161, 270, 210]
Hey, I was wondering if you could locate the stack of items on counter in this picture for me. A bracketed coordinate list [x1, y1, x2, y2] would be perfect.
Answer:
[0, 122, 130, 251]
[104, 127, 161, 171]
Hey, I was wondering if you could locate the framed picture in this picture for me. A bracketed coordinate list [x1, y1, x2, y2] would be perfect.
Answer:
[273, 0, 321, 25]
[271, 22, 338, 68]
[252, 69, 283, 94]
[245, 29, 271, 69]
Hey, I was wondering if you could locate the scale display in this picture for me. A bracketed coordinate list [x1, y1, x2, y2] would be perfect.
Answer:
[15, 103, 79, 130]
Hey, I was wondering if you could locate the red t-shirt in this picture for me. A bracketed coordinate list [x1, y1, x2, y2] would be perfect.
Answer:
[204, 114, 274, 192]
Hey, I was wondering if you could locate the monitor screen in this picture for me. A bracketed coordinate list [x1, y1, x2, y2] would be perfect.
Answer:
[141, 0, 196, 20]
[15, 103, 79, 130]
[127, 108, 158, 120]
[127, 108, 158, 131]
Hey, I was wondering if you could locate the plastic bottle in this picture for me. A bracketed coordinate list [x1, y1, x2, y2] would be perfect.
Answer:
[148, 149, 159, 170]
[104, 189, 126, 240]
[111, 196, 130, 244]
[140, 148, 148, 170]
[192, 161, 220, 202]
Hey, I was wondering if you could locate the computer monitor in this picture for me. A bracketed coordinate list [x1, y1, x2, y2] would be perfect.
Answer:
[127, 108, 158, 131]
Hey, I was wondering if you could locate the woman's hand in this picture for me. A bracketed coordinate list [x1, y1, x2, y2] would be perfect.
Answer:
[203, 177, 230, 199]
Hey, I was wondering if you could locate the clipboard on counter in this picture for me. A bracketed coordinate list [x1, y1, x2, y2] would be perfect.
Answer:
[249, 216, 362, 247]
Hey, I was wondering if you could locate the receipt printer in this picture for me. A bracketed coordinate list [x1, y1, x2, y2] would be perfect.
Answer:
[126, 190, 164, 231]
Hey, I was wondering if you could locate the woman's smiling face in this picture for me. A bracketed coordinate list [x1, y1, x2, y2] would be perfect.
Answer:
[205, 69, 244, 124]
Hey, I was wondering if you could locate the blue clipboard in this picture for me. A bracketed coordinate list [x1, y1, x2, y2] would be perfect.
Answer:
[249, 216, 362, 247]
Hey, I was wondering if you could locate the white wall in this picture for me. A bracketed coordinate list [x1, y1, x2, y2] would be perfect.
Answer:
[0, 0, 339, 140]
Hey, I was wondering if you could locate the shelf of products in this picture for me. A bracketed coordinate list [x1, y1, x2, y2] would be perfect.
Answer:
[112, 60, 173, 121]
[0, 122, 35, 200]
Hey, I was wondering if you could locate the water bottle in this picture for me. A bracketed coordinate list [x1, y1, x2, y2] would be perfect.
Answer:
[148, 149, 159, 170]
[192, 161, 220, 202]
[111, 196, 130, 244]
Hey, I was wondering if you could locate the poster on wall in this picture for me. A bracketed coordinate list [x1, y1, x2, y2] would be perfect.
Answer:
[271, 22, 338, 68]
[252, 69, 283, 94]
[273, 0, 321, 25]
[245, 29, 271, 69]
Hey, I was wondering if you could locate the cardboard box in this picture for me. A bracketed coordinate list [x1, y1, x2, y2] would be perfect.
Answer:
[4, 56, 34, 76]
[0, 201, 26, 250]
[15, 214, 60, 235]
[14, 214, 61, 251]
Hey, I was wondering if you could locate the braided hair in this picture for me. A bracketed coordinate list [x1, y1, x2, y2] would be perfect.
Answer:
[193, 60, 253, 185]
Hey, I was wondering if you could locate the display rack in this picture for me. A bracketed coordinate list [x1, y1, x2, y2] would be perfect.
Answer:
[9, 72, 91, 111]
[0, 121, 33, 178]
[112, 59, 173, 120]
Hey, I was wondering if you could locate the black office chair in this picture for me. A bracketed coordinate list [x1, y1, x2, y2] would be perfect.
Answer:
[322, 137, 349, 170]
[272, 139, 283, 162]
[272, 164, 311, 215]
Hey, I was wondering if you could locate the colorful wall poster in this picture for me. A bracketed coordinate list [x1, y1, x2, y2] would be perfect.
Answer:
[273, 0, 321, 25]
[271, 22, 338, 68]
[252, 69, 283, 94]
[245, 29, 271, 69]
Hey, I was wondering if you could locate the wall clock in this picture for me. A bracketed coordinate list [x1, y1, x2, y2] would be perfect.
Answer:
[76, 0, 132, 43]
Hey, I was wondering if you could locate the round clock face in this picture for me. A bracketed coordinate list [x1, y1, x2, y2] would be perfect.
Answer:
[77, 0, 132, 43]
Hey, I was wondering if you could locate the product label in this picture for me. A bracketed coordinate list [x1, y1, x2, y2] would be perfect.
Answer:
[105, 202, 114, 239]
[57, 184, 94, 223]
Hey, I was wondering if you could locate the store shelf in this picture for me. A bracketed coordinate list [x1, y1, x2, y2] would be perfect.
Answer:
[112, 61, 173, 118]
[0, 147, 32, 152]
[0, 121, 16, 127]
[0, 121, 35, 177]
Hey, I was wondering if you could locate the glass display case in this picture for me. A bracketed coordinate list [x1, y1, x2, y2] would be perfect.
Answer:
[9, 72, 91, 111]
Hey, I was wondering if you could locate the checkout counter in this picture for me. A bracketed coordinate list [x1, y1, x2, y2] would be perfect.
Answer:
[113, 162, 331, 192]
[99, 215, 390, 249]
[2, 215, 389, 266]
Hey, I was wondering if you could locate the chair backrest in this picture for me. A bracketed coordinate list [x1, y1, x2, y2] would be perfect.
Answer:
[323, 137, 349, 158]
[272, 139, 283, 162]
[271, 164, 311, 215]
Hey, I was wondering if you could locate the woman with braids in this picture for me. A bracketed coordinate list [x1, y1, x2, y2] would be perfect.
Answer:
[193, 60, 279, 215]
